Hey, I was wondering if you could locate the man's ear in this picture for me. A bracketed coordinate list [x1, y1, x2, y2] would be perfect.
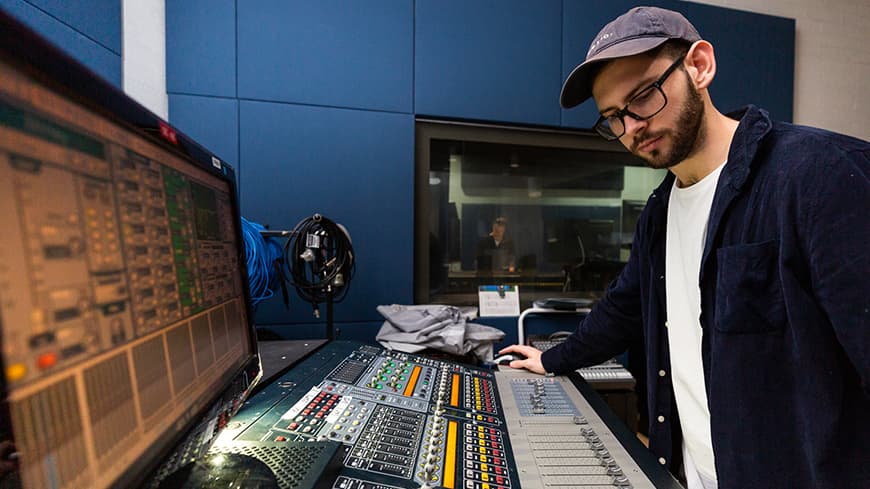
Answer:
[685, 40, 716, 90]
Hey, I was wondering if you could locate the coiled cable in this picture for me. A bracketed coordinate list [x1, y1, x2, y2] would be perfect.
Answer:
[282, 214, 355, 310]
[240, 217, 283, 306]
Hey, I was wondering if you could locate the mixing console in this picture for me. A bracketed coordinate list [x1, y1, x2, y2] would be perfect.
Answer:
[183, 341, 679, 489]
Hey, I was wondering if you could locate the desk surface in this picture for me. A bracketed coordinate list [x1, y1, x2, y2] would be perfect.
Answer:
[257, 339, 328, 386]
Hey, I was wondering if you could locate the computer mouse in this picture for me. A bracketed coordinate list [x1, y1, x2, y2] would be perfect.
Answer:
[493, 353, 526, 365]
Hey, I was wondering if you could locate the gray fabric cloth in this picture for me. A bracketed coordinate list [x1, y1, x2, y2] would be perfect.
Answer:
[375, 304, 504, 362]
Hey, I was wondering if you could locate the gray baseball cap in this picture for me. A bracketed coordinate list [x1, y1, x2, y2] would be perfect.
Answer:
[560, 6, 701, 109]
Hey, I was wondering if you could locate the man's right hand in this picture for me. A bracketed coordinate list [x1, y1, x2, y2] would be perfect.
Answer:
[496, 344, 547, 374]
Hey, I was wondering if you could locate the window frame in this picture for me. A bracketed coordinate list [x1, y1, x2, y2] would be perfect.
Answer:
[414, 118, 648, 305]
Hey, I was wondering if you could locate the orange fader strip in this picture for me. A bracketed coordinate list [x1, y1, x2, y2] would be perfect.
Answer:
[443, 420, 458, 488]
[450, 373, 460, 407]
[403, 365, 422, 396]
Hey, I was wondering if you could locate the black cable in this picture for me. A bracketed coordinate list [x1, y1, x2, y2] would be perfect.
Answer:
[282, 214, 355, 313]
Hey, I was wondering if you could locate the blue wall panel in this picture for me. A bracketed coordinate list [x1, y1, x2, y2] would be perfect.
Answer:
[158, 1, 796, 338]
[166, 0, 236, 97]
[1, 0, 121, 87]
[680, 2, 794, 122]
[168, 94, 239, 171]
[239, 101, 414, 325]
[23, 0, 121, 53]
[415, 0, 563, 126]
[237, 0, 413, 113]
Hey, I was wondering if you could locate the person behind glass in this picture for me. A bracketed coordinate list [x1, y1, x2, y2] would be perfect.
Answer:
[497, 6, 869, 489]
[475, 217, 515, 273]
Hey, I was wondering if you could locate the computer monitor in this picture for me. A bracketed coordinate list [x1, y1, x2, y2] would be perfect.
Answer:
[0, 10, 260, 489]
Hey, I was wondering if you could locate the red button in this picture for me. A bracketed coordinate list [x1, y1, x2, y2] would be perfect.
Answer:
[36, 352, 58, 370]
[494, 457, 502, 465]
[158, 121, 178, 145]
[275, 436, 287, 441]
[289, 423, 299, 430]
[496, 476, 504, 484]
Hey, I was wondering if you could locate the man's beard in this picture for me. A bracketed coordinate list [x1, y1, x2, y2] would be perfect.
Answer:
[631, 73, 705, 170]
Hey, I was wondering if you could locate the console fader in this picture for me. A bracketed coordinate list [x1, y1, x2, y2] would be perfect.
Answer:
[207, 341, 676, 489]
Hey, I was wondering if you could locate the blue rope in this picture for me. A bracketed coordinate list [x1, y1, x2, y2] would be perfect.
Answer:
[240, 217, 282, 306]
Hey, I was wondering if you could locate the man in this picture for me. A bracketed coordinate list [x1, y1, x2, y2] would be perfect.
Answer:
[475, 216, 516, 272]
[498, 6, 869, 489]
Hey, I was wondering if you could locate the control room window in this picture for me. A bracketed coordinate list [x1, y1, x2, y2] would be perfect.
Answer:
[414, 120, 666, 307]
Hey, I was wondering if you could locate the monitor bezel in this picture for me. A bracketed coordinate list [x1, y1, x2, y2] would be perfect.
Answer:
[0, 8, 262, 488]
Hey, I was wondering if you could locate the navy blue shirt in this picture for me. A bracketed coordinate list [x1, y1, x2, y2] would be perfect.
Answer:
[542, 106, 870, 488]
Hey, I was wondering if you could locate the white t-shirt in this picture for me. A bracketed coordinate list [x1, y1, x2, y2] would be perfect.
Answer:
[665, 162, 726, 487]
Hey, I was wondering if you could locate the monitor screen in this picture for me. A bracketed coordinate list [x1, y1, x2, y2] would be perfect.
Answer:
[0, 11, 259, 489]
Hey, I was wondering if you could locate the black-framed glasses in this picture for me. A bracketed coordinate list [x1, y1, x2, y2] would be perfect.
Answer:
[593, 54, 686, 141]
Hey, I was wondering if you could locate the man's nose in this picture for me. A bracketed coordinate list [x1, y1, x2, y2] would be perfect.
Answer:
[622, 114, 648, 137]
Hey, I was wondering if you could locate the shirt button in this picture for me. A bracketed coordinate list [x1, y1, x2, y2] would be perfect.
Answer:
[659, 457, 667, 465]
[657, 415, 665, 423]
[658, 370, 666, 377]
[664, 321, 669, 328]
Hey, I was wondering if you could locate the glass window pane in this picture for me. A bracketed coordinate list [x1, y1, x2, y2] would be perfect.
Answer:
[416, 122, 666, 307]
